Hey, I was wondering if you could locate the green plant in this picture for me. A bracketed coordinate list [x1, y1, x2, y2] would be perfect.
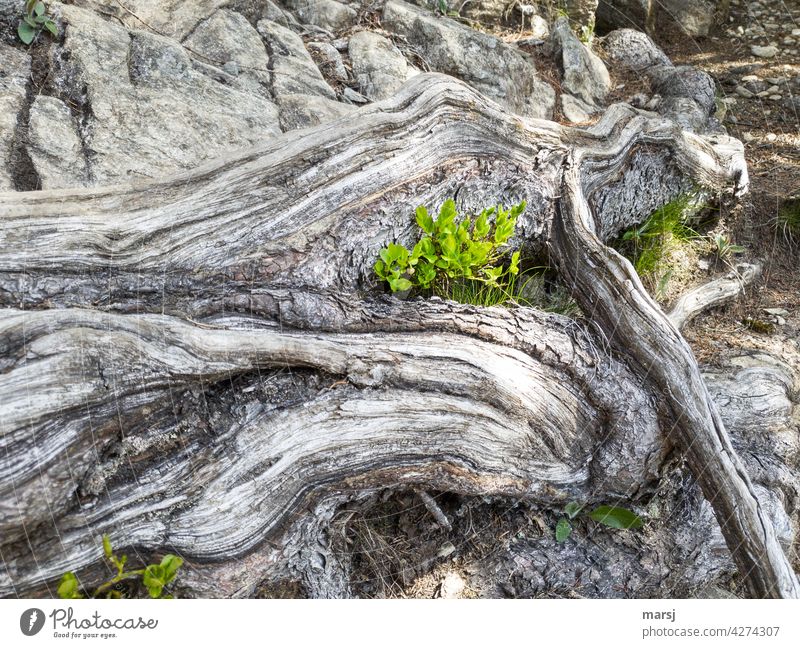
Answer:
[709, 232, 744, 263]
[578, 17, 596, 44]
[57, 534, 183, 599]
[776, 199, 800, 245]
[374, 199, 526, 307]
[555, 501, 644, 542]
[617, 193, 702, 293]
[17, 1, 58, 45]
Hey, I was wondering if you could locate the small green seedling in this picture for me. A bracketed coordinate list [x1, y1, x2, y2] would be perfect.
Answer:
[18, 1, 58, 45]
[555, 501, 643, 542]
[57, 534, 183, 599]
[709, 233, 744, 263]
[374, 198, 526, 306]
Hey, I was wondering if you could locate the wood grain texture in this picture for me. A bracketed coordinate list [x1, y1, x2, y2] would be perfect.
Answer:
[0, 74, 795, 597]
[668, 262, 760, 330]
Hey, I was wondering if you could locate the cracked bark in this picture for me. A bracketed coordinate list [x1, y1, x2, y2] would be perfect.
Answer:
[0, 74, 796, 598]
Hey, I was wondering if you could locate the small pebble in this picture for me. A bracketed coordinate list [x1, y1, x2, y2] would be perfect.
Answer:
[751, 45, 779, 58]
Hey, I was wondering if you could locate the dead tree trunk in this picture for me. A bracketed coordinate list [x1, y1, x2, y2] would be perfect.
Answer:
[0, 74, 797, 598]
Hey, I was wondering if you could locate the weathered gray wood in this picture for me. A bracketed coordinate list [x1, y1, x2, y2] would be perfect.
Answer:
[668, 262, 760, 330]
[0, 74, 796, 598]
[553, 151, 798, 597]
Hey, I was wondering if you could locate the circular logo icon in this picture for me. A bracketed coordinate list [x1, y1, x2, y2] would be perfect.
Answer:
[20, 608, 45, 636]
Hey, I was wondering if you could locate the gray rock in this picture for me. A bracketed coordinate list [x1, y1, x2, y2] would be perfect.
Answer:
[52, 5, 281, 186]
[563, 0, 599, 29]
[597, 0, 716, 37]
[382, 0, 555, 119]
[458, 0, 511, 23]
[26, 96, 89, 189]
[561, 94, 596, 123]
[663, 0, 715, 37]
[307, 41, 349, 83]
[551, 17, 610, 108]
[277, 94, 356, 131]
[87, 0, 232, 40]
[257, 0, 301, 27]
[349, 31, 415, 101]
[527, 15, 550, 40]
[183, 9, 271, 95]
[751, 44, 779, 58]
[257, 20, 337, 100]
[0, 43, 29, 191]
[603, 29, 672, 72]
[650, 66, 716, 115]
[283, 0, 357, 32]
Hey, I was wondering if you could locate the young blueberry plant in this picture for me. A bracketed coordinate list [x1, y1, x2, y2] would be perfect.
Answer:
[555, 502, 644, 542]
[374, 199, 526, 307]
[57, 534, 183, 599]
[17, 1, 58, 45]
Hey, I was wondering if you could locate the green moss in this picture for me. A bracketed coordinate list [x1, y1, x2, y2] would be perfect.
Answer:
[742, 318, 775, 335]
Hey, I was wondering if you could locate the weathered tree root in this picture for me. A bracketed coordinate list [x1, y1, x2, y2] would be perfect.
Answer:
[0, 74, 796, 598]
[668, 262, 761, 331]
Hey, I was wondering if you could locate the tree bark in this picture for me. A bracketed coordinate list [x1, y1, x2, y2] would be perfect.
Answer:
[0, 74, 796, 598]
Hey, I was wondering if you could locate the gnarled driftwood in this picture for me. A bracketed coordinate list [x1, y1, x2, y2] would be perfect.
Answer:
[0, 74, 796, 598]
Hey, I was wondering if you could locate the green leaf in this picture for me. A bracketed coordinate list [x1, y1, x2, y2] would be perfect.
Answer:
[415, 261, 436, 288]
[474, 211, 490, 239]
[416, 236, 436, 261]
[588, 505, 643, 530]
[438, 199, 457, 229]
[374, 259, 387, 279]
[508, 250, 520, 275]
[159, 555, 183, 583]
[44, 20, 58, 36]
[510, 201, 526, 219]
[24, 15, 37, 27]
[564, 501, 583, 519]
[456, 218, 470, 244]
[34, 1, 45, 16]
[388, 276, 412, 292]
[102, 534, 113, 559]
[18, 21, 35, 43]
[466, 240, 491, 267]
[415, 206, 434, 234]
[555, 518, 572, 542]
[483, 266, 503, 285]
[440, 234, 457, 258]
[143, 564, 167, 597]
[57, 572, 82, 599]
